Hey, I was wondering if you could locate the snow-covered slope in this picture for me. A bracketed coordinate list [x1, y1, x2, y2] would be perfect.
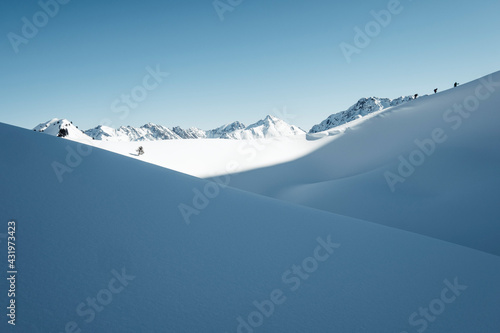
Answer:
[1, 122, 500, 332]
[34, 118, 92, 141]
[224, 115, 305, 139]
[309, 96, 413, 133]
[224, 71, 500, 256]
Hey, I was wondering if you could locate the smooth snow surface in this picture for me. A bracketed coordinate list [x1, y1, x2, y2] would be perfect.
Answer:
[225, 71, 500, 256]
[89, 134, 332, 178]
[1, 121, 500, 332]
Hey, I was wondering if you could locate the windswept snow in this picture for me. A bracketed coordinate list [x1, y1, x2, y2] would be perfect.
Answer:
[1, 121, 500, 332]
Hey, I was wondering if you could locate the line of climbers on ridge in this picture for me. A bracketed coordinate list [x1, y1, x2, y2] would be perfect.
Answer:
[412, 82, 459, 100]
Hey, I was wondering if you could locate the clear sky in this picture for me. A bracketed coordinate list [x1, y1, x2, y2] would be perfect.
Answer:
[1, 0, 499, 131]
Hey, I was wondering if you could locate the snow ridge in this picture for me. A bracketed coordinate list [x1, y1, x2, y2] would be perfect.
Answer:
[309, 96, 413, 133]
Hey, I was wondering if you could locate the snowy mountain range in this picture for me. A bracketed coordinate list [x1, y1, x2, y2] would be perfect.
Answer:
[34, 95, 416, 142]
[309, 96, 414, 133]
[84, 123, 188, 141]
[35, 115, 307, 141]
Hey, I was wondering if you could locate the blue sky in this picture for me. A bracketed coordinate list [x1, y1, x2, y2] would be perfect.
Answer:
[1, 0, 499, 131]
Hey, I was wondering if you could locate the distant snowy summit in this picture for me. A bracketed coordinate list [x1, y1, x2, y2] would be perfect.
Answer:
[220, 115, 304, 140]
[309, 96, 413, 133]
[205, 121, 246, 138]
[33, 118, 91, 141]
[34, 115, 306, 141]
